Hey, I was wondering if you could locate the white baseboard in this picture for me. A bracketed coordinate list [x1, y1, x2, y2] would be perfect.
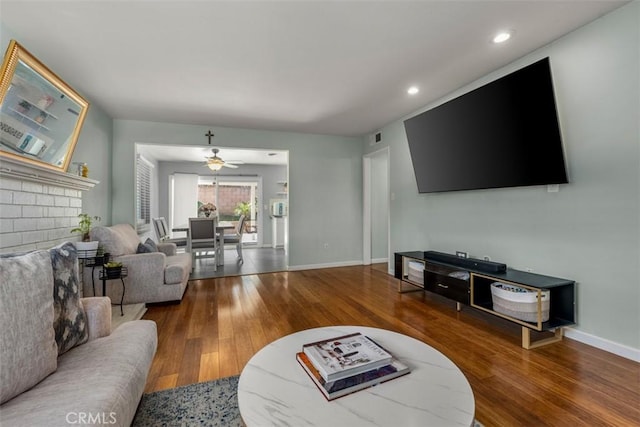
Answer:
[288, 260, 363, 271]
[371, 257, 388, 264]
[564, 327, 640, 362]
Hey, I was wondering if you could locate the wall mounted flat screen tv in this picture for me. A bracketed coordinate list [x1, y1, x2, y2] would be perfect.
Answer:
[404, 57, 568, 193]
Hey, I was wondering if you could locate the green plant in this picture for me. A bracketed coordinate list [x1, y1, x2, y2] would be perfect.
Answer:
[104, 261, 122, 269]
[234, 201, 251, 218]
[70, 213, 101, 241]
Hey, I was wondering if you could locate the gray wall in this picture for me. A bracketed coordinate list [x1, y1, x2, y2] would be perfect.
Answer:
[155, 161, 286, 245]
[365, 3, 639, 351]
[70, 104, 113, 224]
[113, 120, 363, 268]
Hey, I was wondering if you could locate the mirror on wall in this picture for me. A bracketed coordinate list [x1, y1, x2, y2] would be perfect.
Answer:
[0, 40, 89, 172]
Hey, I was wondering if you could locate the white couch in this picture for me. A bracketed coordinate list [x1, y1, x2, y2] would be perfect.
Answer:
[0, 243, 157, 426]
[84, 224, 192, 304]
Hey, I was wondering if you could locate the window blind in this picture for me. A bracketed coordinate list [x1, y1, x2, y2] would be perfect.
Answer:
[136, 155, 153, 232]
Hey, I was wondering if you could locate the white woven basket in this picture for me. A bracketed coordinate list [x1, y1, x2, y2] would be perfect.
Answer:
[491, 282, 550, 322]
[407, 261, 424, 285]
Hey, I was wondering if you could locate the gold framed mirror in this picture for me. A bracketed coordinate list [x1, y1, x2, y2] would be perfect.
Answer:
[0, 40, 89, 172]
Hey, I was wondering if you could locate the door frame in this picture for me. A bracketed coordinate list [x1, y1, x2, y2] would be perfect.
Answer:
[363, 147, 390, 267]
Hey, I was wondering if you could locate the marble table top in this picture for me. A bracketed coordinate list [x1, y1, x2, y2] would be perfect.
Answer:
[238, 325, 475, 427]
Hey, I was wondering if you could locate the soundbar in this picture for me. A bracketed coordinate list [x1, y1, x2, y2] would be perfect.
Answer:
[424, 251, 507, 273]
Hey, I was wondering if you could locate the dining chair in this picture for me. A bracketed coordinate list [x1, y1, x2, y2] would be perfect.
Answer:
[152, 217, 187, 248]
[222, 215, 246, 263]
[188, 217, 218, 271]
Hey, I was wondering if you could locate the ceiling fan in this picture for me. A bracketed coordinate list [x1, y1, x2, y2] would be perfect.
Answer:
[204, 148, 243, 171]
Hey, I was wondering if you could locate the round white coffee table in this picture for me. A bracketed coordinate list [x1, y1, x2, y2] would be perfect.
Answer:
[238, 326, 475, 426]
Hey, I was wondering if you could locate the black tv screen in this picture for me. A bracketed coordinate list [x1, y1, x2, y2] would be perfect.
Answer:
[404, 57, 568, 193]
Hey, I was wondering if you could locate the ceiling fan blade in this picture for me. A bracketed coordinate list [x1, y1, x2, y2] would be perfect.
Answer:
[223, 163, 239, 169]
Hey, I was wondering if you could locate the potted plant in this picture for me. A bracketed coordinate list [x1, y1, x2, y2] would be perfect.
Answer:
[104, 261, 123, 279]
[234, 201, 251, 218]
[71, 213, 101, 258]
[71, 213, 101, 241]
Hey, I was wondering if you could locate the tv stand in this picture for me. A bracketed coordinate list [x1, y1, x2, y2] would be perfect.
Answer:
[394, 251, 576, 349]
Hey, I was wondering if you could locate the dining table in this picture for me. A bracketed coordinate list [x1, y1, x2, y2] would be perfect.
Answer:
[172, 220, 235, 266]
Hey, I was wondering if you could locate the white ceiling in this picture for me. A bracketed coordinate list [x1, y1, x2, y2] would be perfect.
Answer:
[0, 0, 626, 163]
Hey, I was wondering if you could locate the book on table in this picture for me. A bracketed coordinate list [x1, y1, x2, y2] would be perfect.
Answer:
[302, 332, 393, 381]
[296, 351, 411, 401]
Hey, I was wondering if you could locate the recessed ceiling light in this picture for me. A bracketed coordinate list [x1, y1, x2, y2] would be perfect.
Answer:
[493, 31, 512, 44]
[407, 86, 419, 95]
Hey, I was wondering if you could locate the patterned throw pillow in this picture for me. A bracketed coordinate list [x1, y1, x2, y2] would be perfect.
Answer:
[50, 242, 88, 355]
[136, 238, 158, 254]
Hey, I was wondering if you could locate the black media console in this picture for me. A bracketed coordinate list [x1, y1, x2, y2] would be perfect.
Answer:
[394, 251, 576, 349]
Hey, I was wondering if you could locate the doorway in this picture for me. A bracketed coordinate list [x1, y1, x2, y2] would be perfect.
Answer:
[138, 143, 289, 278]
[197, 175, 262, 246]
[363, 148, 390, 270]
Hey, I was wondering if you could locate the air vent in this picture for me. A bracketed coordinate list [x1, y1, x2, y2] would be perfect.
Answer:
[369, 131, 382, 145]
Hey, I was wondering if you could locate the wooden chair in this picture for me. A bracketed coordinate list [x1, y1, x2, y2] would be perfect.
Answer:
[188, 217, 218, 271]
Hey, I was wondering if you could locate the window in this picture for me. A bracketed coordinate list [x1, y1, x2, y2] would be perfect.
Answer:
[136, 155, 152, 232]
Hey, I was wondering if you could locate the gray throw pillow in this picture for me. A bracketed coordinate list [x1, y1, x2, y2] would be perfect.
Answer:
[50, 242, 88, 354]
[136, 238, 158, 254]
[0, 250, 58, 404]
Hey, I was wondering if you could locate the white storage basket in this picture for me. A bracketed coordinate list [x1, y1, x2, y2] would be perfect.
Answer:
[407, 261, 424, 285]
[490, 282, 550, 323]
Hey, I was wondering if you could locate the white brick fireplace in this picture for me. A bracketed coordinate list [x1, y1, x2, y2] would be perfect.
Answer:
[0, 156, 97, 253]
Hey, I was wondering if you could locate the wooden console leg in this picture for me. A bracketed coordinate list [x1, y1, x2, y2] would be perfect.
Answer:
[522, 327, 563, 349]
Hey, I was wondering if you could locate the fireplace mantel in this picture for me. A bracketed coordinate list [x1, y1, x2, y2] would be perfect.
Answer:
[0, 156, 98, 191]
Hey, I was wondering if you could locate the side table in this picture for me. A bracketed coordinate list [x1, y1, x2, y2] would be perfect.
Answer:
[77, 251, 108, 298]
[97, 267, 128, 316]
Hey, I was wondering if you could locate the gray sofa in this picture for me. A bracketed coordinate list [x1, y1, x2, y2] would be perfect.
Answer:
[0, 243, 157, 427]
[84, 224, 192, 304]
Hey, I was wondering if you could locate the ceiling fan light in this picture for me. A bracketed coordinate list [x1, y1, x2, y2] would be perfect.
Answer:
[207, 162, 223, 171]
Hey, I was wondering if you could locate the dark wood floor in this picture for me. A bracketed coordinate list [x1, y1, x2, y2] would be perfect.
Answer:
[142, 264, 640, 426]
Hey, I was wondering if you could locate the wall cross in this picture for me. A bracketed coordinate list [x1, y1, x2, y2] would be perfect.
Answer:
[205, 130, 214, 145]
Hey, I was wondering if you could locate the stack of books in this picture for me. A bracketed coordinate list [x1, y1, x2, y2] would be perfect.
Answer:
[296, 332, 410, 400]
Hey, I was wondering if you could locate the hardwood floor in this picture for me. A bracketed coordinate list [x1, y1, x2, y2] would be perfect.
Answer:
[142, 264, 640, 426]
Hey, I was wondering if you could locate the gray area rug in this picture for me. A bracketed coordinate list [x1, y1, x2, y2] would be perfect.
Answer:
[133, 375, 484, 427]
[132, 376, 242, 427]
